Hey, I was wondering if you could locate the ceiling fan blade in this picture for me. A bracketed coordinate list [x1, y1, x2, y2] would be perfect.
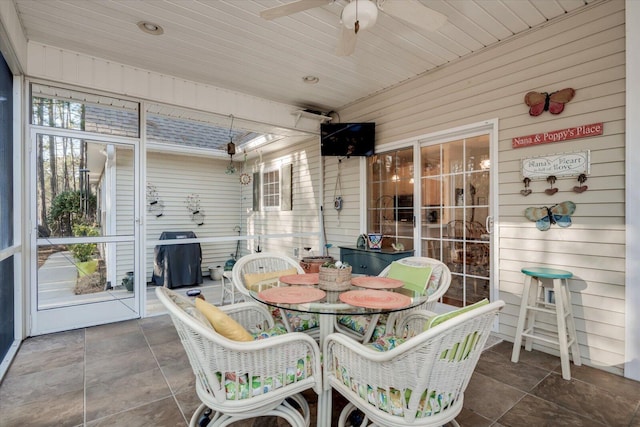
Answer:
[260, 0, 332, 20]
[380, 0, 447, 31]
[336, 26, 357, 56]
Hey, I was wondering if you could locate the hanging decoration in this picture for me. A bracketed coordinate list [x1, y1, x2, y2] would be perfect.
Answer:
[239, 153, 252, 185]
[573, 174, 588, 193]
[524, 88, 575, 116]
[545, 175, 558, 195]
[520, 177, 532, 197]
[334, 158, 343, 211]
[225, 114, 237, 175]
[185, 193, 205, 226]
[146, 183, 165, 217]
[525, 201, 576, 231]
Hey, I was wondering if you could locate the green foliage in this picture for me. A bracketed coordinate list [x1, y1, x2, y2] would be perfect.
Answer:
[69, 224, 99, 262]
[48, 190, 96, 236]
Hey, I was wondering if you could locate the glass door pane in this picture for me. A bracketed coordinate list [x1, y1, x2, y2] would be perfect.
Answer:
[32, 132, 138, 334]
[367, 148, 414, 251]
[420, 135, 491, 307]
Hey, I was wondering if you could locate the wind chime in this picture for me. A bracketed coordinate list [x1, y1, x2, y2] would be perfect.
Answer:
[226, 115, 237, 175]
[239, 153, 252, 185]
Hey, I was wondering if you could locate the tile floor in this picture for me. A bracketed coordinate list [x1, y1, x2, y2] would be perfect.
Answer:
[1, 310, 639, 426]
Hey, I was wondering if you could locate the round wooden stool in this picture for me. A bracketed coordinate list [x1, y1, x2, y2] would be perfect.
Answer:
[511, 267, 581, 380]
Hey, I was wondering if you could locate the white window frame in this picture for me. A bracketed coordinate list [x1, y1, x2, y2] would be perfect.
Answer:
[262, 166, 280, 211]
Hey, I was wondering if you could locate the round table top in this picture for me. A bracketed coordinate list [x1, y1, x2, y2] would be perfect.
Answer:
[250, 282, 426, 316]
[521, 266, 573, 279]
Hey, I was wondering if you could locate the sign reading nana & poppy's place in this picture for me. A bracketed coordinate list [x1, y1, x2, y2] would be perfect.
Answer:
[512, 122, 603, 148]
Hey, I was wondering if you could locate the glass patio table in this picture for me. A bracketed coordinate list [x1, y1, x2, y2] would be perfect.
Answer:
[249, 274, 430, 427]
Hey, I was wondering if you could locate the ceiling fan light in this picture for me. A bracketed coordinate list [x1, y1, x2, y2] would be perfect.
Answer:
[341, 0, 378, 31]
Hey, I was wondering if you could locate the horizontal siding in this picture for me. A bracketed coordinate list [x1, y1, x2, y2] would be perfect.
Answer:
[241, 137, 323, 260]
[145, 151, 243, 281]
[335, 1, 626, 374]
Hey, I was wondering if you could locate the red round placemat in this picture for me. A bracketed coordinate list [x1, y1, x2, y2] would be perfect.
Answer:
[339, 290, 411, 309]
[258, 286, 326, 304]
[351, 276, 404, 289]
[279, 273, 319, 285]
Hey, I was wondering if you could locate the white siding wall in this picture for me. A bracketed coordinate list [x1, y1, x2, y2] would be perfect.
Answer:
[241, 137, 323, 259]
[332, 1, 626, 374]
[323, 156, 366, 261]
[145, 152, 242, 281]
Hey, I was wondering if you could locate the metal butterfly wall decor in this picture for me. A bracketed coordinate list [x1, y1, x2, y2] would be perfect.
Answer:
[525, 201, 576, 231]
[524, 88, 575, 116]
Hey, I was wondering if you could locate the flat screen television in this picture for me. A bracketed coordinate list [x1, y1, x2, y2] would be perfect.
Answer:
[320, 122, 375, 157]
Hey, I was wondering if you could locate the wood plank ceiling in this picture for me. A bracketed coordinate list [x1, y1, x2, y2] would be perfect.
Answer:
[15, 0, 597, 113]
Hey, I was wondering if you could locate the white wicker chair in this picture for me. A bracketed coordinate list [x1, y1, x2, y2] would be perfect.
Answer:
[324, 300, 505, 427]
[334, 256, 452, 343]
[231, 252, 321, 338]
[155, 287, 322, 427]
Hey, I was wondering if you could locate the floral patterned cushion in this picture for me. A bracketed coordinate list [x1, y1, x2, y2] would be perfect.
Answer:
[219, 356, 311, 400]
[337, 314, 388, 341]
[335, 363, 453, 418]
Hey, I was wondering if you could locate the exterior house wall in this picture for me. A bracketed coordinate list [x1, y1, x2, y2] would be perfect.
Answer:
[240, 137, 322, 259]
[328, 1, 626, 374]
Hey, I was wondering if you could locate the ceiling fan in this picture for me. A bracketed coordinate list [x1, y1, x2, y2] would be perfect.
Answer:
[260, 0, 447, 56]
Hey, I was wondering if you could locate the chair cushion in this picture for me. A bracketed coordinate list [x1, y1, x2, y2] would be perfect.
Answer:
[367, 334, 406, 352]
[397, 259, 444, 295]
[195, 298, 254, 341]
[252, 324, 288, 340]
[335, 365, 452, 418]
[285, 311, 320, 331]
[337, 314, 388, 341]
[426, 298, 489, 329]
[243, 267, 299, 291]
[386, 262, 433, 294]
[164, 290, 213, 329]
[220, 357, 312, 400]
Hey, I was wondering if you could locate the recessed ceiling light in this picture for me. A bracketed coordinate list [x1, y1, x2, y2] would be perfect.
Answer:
[302, 75, 319, 84]
[137, 21, 164, 35]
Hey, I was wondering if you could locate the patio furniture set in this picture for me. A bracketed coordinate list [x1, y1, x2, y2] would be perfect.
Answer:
[155, 251, 575, 426]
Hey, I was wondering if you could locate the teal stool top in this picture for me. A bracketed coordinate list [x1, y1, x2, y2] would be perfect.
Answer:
[521, 267, 573, 279]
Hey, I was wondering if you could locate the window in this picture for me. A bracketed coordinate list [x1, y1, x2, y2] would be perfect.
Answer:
[263, 168, 280, 209]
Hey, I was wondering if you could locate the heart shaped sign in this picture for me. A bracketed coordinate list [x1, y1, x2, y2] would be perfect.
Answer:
[573, 185, 588, 193]
[520, 189, 532, 196]
[545, 188, 559, 195]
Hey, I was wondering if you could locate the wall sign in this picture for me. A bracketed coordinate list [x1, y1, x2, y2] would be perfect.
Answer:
[522, 151, 590, 180]
[512, 122, 603, 148]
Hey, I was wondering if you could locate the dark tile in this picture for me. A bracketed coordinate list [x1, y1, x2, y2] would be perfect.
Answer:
[85, 329, 149, 361]
[459, 372, 526, 421]
[85, 366, 172, 421]
[85, 319, 141, 340]
[490, 341, 562, 372]
[150, 339, 190, 367]
[565, 363, 640, 398]
[498, 394, 603, 427]
[16, 329, 84, 355]
[475, 347, 550, 392]
[143, 324, 180, 346]
[86, 396, 185, 427]
[173, 387, 201, 422]
[0, 389, 84, 427]
[160, 360, 195, 394]
[85, 346, 157, 387]
[0, 363, 84, 407]
[139, 314, 175, 333]
[454, 407, 493, 426]
[532, 372, 637, 426]
[4, 342, 84, 378]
